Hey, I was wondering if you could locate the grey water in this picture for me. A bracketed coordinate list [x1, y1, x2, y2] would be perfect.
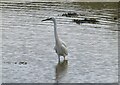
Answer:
[1, 1, 118, 83]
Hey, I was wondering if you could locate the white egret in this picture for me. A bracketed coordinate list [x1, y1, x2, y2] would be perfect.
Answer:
[42, 17, 68, 62]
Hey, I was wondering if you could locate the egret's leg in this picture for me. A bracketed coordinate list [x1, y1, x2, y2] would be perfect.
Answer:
[58, 55, 60, 62]
[64, 56, 68, 60]
[63, 56, 66, 60]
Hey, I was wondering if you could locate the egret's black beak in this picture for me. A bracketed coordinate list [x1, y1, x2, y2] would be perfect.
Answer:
[41, 18, 51, 21]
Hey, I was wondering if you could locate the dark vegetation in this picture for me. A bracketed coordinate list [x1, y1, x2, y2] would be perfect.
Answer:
[62, 12, 78, 17]
[73, 18, 99, 24]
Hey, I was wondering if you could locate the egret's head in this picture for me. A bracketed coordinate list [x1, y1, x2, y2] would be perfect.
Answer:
[42, 17, 55, 22]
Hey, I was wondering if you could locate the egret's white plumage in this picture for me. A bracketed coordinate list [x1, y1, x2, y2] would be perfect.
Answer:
[42, 17, 68, 62]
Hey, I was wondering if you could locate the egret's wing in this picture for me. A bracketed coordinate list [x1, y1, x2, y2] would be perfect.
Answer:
[61, 40, 68, 55]
[64, 47, 68, 55]
[61, 45, 68, 55]
[61, 40, 67, 47]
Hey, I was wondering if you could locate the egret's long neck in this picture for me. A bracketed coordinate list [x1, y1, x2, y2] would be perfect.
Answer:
[53, 19, 59, 44]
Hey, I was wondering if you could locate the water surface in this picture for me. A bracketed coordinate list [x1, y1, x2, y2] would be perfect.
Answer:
[1, 2, 118, 83]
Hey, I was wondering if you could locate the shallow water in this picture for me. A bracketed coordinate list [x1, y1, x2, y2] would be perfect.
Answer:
[1, 1, 118, 83]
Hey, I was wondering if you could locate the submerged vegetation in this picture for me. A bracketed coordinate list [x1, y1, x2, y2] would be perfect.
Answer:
[73, 18, 99, 24]
[62, 12, 78, 17]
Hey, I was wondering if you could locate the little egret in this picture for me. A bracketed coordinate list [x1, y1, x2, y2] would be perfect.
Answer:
[42, 17, 68, 62]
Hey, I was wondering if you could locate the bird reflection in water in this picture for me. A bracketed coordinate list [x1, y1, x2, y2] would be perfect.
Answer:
[55, 60, 68, 83]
